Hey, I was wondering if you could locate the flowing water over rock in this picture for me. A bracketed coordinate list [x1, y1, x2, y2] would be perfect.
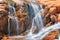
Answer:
[7, 1, 60, 40]
[26, 2, 44, 36]
[8, 3, 19, 36]
[26, 3, 60, 40]
[30, 22, 60, 39]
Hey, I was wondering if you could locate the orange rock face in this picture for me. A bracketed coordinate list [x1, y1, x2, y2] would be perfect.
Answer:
[0, 0, 60, 39]
[40, 0, 60, 12]
[43, 30, 58, 40]
[49, 7, 56, 14]
[37, 0, 60, 40]
[58, 14, 60, 22]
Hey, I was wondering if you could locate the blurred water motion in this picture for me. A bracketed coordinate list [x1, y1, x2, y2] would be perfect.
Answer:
[0, 0, 59, 40]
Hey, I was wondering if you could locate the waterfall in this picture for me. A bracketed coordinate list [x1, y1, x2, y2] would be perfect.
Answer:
[27, 2, 44, 36]
[6, 0, 60, 39]
[8, 3, 19, 36]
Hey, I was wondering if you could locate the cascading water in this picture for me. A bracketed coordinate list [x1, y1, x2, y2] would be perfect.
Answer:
[8, 3, 19, 36]
[6, 0, 60, 40]
[8, 1, 45, 39]
[27, 2, 44, 36]
[25, 2, 60, 40]
[30, 22, 60, 39]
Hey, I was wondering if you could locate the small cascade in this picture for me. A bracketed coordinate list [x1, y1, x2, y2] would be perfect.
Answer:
[27, 2, 44, 36]
[8, 3, 19, 36]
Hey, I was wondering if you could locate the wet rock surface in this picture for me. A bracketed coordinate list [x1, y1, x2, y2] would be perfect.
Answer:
[0, 0, 60, 40]
[38, 0, 60, 40]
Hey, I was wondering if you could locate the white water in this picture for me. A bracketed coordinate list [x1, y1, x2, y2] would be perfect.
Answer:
[27, 3, 44, 37]
[24, 3, 60, 40]
[8, 22, 60, 40]
[30, 23, 60, 39]
[8, 2, 60, 40]
[8, 3, 19, 35]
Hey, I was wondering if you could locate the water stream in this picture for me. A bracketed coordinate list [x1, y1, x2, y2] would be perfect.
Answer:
[26, 2, 44, 36]
[7, 1, 60, 40]
[8, 3, 19, 36]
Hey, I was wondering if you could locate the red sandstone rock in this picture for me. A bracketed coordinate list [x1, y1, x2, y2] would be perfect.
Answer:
[58, 14, 60, 22]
